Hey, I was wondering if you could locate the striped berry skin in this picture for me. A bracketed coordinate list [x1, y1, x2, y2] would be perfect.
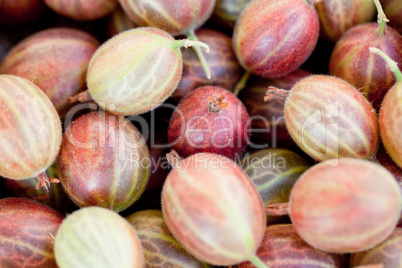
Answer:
[284, 75, 379, 162]
[350, 228, 402, 268]
[329, 23, 402, 107]
[57, 112, 150, 212]
[0, 28, 100, 115]
[172, 29, 243, 102]
[0, 75, 62, 180]
[380, 80, 402, 168]
[0, 198, 64, 268]
[127, 210, 208, 268]
[118, 0, 216, 36]
[315, 0, 375, 42]
[233, 0, 320, 79]
[382, 0, 402, 33]
[162, 153, 266, 266]
[240, 149, 311, 226]
[54, 207, 144, 268]
[87, 27, 183, 116]
[289, 158, 402, 253]
[43, 0, 118, 21]
[235, 224, 347, 268]
[168, 86, 250, 160]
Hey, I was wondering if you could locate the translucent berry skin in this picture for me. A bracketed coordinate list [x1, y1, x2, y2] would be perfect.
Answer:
[43, 0, 118, 21]
[0, 75, 62, 180]
[172, 29, 243, 102]
[380, 81, 402, 168]
[235, 224, 348, 268]
[350, 228, 402, 268]
[118, 0, 216, 36]
[127, 210, 208, 267]
[87, 27, 183, 116]
[0, 198, 64, 268]
[382, 0, 402, 33]
[162, 153, 266, 266]
[329, 23, 402, 107]
[240, 149, 311, 225]
[315, 0, 375, 42]
[57, 112, 150, 212]
[54, 207, 144, 268]
[233, 0, 319, 79]
[239, 69, 311, 147]
[0, 28, 99, 114]
[284, 75, 379, 161]
[168, 86, 250, 160]
[289, 158, 402, 253]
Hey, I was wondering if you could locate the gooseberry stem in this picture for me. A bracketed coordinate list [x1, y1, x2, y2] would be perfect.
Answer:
[248, 254, 269, 268]
[208, 94, 229, 112]
[369, 47, 402, 82]
[184, 29, 211, 79]
[69, 90, 92, 104]
[266, 202, 290, 216]
[372, 0, 389, 35]
[233, 72, 251, 96]
[166, 150, 182, 168]
[36, 172, 60, 191]
[264, 86, 290, 102]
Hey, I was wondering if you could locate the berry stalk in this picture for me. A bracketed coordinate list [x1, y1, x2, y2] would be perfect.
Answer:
[370, 47, 402, 81]
[373, 0, 389, 35]
[184, 29, 211, 79]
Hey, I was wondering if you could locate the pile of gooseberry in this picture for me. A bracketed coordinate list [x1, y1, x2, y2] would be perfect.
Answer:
[0, 0, 401, 267]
